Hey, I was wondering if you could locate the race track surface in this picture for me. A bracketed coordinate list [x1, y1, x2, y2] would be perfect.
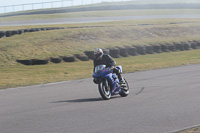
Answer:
[0, 64, 200, 133]
[1, 14, 200, 26]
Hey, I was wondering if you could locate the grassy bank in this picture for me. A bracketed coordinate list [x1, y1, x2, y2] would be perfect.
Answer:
[1, 19, 200, 66]
[1, 18, 200, 89]
[1, 9, 200, 22]
[0, 49, 200, 89]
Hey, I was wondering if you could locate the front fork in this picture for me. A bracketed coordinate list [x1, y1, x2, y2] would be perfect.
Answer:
[96, 76, 120, 95]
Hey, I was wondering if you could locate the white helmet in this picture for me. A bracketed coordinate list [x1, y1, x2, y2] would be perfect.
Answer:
[94, 48, 103, 60]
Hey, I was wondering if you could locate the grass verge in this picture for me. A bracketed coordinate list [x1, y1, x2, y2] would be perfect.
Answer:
[0, 49, 200, 89]
[1, 19, 200, 66]
[176, 126, 200, 133]
[1, 9, 200, 22]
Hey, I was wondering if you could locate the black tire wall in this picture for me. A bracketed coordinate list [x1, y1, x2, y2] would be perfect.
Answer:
[0, 31, 5, 38]
[109, 49, 120, 58]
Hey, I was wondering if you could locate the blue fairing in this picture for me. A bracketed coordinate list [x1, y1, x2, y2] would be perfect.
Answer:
[93, 65, 122, 95]
[116, 65, 122, 73]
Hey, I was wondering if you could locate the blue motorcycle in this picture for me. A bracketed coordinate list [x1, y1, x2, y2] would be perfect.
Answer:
[92, 65, 129, 100]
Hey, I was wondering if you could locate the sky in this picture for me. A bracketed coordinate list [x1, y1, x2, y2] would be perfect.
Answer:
[0, 0, 55, 6]
[0, 0, 136, 14]
[0, 0, 98, 13]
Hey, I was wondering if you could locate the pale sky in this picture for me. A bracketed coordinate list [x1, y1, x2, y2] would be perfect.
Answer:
[0, 0, 132, 13]
[0, 0, 90, 13]
[0, 0, 56, 6]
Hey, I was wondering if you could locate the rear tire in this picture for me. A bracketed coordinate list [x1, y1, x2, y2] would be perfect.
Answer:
[98, 79, 111, 100]
[119, 78, 129, 97]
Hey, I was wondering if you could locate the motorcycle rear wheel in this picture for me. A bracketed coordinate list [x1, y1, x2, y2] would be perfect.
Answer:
[98, 79, 111, 100]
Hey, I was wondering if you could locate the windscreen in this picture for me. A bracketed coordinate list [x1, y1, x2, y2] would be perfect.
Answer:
[94, 65, 106, 73]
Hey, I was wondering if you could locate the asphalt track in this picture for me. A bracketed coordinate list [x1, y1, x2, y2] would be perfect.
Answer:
[0, 64, 200, 133]
[1, 14, 200, 26]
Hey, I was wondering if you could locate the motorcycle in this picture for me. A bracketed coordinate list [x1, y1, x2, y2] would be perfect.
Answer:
[92, 65, 129, 100]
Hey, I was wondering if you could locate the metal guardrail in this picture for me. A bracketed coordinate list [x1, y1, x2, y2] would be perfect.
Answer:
[0, 0, 126, 14]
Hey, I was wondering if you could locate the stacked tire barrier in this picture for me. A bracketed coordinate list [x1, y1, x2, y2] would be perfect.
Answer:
[0, 27, 65, 39]
[74, 54, 89, 61]
[62, 56, 76, 62]
[84, 51, 95, 60]
[16, 59, 49, 65]
[109, 48, 120, 58]
[50, 57, 62, 63]
[119, 47, 129, 57]
[153, 45, 162, 53]
[136, 46, 146, 55]
[0, 31, 5, 38]
[128, 47, 138, 56]
[145, 45, 154, 54]
[16, 40, 200, 65]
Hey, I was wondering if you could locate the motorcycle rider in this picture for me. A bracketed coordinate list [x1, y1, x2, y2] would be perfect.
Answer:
[93, 48, 124, 86]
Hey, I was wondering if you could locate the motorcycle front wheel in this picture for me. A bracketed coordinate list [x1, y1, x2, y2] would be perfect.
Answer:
[98, 79, 111, 100]
[119, 78, 129, 97]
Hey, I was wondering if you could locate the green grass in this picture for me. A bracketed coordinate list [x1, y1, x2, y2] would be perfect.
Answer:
[177, 126, 200, 133]
[1, 9, 200, 22]
[1, 19, 200, 66]
[0, 49, 200, 89]
[1, 18, 200, 89]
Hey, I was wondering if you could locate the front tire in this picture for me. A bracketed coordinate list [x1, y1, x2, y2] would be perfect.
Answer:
[98, 79, 111, 100]
[119, 78, 129, 97]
